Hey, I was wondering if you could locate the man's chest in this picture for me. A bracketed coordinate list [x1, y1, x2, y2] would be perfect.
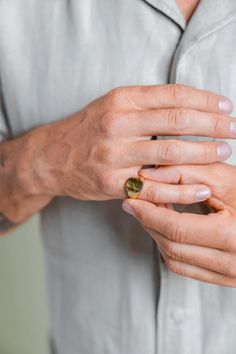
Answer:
[176, 0, 201, 21]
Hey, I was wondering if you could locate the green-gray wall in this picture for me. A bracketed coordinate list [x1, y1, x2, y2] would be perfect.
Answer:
[0, 215, 49, 354]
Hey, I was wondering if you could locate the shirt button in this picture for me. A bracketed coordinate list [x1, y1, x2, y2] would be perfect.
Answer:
[170, 307, 185, 323]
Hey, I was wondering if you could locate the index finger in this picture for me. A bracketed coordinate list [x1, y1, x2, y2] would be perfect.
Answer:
[114, 84, 233, 114]
[122, 199, 227, 250]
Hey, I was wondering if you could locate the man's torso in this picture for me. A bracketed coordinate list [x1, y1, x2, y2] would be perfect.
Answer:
[1, 1, 236, 353]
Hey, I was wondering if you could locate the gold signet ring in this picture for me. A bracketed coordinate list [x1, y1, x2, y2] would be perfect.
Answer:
[124, 176, 144, 199]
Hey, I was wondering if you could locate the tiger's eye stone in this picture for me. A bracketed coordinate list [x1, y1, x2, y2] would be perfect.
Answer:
[124, 177, 144, 198]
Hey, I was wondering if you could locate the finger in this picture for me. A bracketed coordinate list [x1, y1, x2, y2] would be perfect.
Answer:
[139, 164, 234, 212]
[139, 164, 210, 185]
[111, 84, 233, 113]
[126, 140, 232, 167]
[124, 109, 236, 138]
[160, 254, 236, 288]
[138, 179, 211, 204]
[139, 163, 232, 213]
[122, 199, 229, 250]
[152, 231, 236, 278]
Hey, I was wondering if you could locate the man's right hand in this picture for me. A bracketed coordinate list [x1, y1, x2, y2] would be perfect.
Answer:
[0, 84, 235, 223]
[35, 84, 234, 200]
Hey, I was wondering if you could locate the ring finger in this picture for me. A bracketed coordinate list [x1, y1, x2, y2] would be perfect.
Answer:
[138, 180, 211, 204]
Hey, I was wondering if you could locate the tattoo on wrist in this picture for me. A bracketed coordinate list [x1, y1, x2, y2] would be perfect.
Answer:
[0, 213, 17, 232]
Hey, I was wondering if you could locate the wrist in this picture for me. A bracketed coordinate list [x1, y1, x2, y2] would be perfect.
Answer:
[0, 128, 47, 199]
[0, 124, 60, 199]
[2, 111, 83, 202]
[19, 123, 62, 197]
[0, 125, 59, 222]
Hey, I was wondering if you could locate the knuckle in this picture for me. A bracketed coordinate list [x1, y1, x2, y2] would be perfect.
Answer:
[167, 84, 186, 104]
[203, 143, 214, 162]
[167, 108, 189, 132]
[166, 258, 187, 276]
[165, 257, 174, 271]
[166, 258, 181, 274]
[100, 111, 119, 136]
[171, 222, 187, 243]
[106, 87, 125, 106]
[211, 115, 224, 135]
[158, 140, 180, 164]
[95, 142, 116, 165]
[164, 243, 183, 261]
[97, 170, 115, 194]
[144, 187, 161, 203]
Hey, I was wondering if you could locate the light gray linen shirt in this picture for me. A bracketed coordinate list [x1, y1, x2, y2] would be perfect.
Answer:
[1, 1, 236, 353]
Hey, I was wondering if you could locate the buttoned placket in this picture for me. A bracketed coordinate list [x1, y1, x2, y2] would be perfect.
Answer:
[142, 1, 236, 353]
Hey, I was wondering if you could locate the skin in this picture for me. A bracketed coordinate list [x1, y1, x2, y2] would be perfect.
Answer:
[176, 0, 201, 21]
[0, 84, 234, 228]
[122, 163, 236, 288]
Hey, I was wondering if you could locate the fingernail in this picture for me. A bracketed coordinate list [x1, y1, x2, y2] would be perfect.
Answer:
[230, 121, 236, 135]
[122, 201, 136, 216]
[219, 98, 233, 113]
[217, 142, 232, 159]
[196, 189, 211, 202]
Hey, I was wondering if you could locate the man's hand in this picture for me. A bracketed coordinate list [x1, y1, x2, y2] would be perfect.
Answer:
[33, 84, 233, 201]
[122, 163, 236, 287]
[139, 162, 236, 210]
[0, 84, 234, 224]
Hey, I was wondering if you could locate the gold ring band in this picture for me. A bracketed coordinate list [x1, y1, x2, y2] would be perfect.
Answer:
[124, 176, 144, 199]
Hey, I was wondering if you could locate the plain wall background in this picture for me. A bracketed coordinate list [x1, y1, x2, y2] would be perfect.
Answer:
[0, 215, 49, 354]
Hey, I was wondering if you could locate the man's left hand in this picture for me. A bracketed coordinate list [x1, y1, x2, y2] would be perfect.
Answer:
[122, 162, 236, 287]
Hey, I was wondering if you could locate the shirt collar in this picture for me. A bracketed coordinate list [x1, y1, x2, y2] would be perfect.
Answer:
[174, 0, 236, 62]
[143, 0, 236, 36]
[143, 0, 186, 30]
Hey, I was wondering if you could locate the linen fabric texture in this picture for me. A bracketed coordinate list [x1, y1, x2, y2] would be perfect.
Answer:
[1, 1, 236, 353]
